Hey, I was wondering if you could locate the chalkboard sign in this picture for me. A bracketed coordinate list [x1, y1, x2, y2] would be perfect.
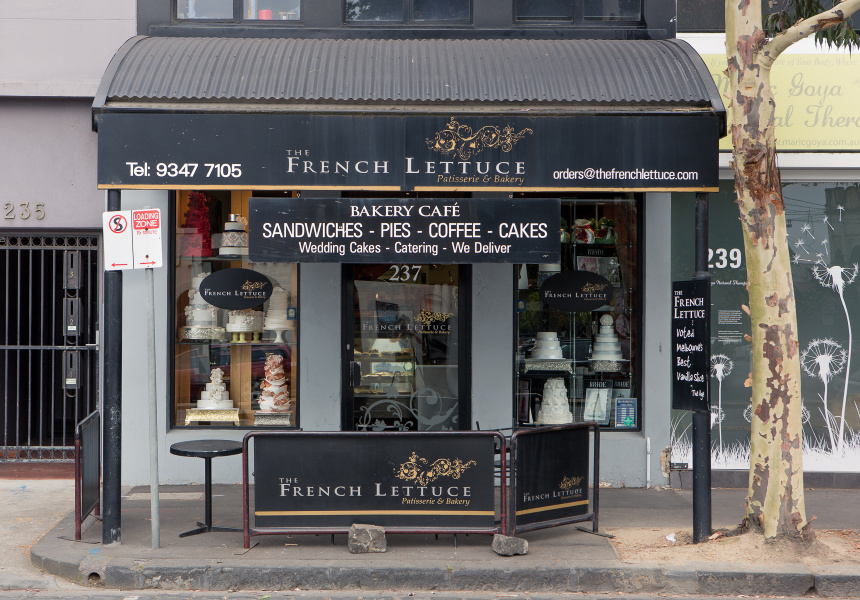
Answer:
[671, 279, 710, 412]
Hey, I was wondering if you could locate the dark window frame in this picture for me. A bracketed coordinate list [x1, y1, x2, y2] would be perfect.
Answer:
[174, 0, 305, 24]
[343, 0, 473, 26]
[513, 0, 643, 26]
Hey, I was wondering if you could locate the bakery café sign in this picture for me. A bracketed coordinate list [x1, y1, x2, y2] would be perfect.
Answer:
[200, 268, 273, 310]
[252, 433, 495, 529]
[539, 269, 613, 312]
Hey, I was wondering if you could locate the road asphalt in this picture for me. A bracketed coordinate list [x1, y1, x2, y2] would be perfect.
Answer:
[4, 477, 860, 597]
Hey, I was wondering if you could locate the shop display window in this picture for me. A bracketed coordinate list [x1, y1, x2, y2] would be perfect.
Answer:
[345, 0, 470, 23]
[173, 190, 298, 428]
[176, 0, 301, 20]
[515, 197, 639, 429]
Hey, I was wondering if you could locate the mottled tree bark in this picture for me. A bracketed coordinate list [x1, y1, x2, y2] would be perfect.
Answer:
[726, 0, 860, 539]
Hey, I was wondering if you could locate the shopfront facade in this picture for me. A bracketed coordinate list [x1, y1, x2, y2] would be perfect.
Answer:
[671, 32, 860, 484]
[94, 3, 725, 494]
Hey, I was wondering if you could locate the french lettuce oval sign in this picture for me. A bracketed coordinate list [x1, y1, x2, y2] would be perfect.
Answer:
[539, 270, 612, 312]
[200, 268, 273, 310]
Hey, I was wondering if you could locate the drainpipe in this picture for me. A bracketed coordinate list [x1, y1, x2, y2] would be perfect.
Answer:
[646, 437, 651, 489]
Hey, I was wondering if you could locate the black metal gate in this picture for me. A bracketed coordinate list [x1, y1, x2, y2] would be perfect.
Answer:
[0, 234, 100, 461]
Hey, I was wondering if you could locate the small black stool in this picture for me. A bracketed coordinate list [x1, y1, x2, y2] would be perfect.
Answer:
[169, 439, 243, 537]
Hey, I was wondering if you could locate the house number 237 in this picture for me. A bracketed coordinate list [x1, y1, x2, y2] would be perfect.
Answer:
[4, 202, 45, 220]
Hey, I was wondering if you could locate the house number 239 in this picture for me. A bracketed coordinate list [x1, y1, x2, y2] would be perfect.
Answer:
[4, 202, 45, 220]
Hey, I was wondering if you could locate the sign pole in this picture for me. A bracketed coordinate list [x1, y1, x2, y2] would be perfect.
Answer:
[146, 265, 160, 549]
[692, 192, 712, 544]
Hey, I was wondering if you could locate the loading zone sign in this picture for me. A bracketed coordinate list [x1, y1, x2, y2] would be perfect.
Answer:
[103, 209, 163, 270]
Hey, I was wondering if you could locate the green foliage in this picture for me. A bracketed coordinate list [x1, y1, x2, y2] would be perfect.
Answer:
[764, 0, 859, 48]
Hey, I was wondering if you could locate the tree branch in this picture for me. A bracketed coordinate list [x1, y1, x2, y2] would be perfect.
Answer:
[761, 0, 860, 67]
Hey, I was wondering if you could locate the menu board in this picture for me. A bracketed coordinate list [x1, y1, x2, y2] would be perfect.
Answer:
[671, 279, 710, 412]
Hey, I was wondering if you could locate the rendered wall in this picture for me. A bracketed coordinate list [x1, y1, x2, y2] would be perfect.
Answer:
[0, 1, 135, 97]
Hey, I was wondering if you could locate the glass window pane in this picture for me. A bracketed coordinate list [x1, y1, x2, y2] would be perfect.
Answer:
[516, 198, 638, 430]
[515, 0, 573, 21]
[244, 0, 301, 20]
[177, 0, 233, 19]
[345, 0, 404, 21]
[413, 0, 470, 21]
[583, 0, 641, 20]
[351, 264, 461, 431]
[175, 191, 299, 429]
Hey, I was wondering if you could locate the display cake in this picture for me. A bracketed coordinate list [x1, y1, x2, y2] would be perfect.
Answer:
[530, 331, 564, 359]
[537, 377, 573, 424]
[218, 214, 249, 257]
[264, 287, 294, 331]
[180, 192, 213, 257]
[197, 368, 233, 410]
[590, 314, 624, 370]
[226, 309, 263, 342]
[259, 354, 291, 412]
[181, 273, 225, 340]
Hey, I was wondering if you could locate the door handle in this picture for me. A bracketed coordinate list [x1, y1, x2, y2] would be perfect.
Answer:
[349, 361, 362, 387]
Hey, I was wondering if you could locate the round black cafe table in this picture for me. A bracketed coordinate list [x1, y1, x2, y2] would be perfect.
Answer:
[169, 440, 243, 537]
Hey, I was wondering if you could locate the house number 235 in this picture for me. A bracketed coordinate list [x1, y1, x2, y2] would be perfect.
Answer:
[4, 202, 45, 220]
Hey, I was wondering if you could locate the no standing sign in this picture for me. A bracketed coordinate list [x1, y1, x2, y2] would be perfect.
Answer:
[103, 208, 163, 271]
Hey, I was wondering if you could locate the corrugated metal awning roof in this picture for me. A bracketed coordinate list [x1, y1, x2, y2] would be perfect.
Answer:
[94, 36, 725, 118]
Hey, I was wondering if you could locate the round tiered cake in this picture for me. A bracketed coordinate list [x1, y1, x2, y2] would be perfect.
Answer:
[219, 214, 248, 257]
[259, 354, 290, 412]
[198, 368, 233, 409]
[591, 315, 623, 360]
[181, 273, 225, 340]
[264, 287, 293, 330]
[530, 331, 564, 359]
[537, 377, 573, 424]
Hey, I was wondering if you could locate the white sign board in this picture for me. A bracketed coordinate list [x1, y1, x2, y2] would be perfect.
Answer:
[131, 209, 163, 269]
[103, 209, 163, 271]
[103, 211, 134, 271]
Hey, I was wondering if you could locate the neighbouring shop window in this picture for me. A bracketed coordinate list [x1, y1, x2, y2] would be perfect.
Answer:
[671, 182, 860, 472]
[516, 0, 641, 21]
[177, 0, 302, 21]
[173, 190, 298, 428]
[345, 0, 470, 23]
[515, 197, 639, 430]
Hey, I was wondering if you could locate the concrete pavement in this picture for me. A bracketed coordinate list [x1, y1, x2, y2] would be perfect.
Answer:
[14, 483, 860, 597]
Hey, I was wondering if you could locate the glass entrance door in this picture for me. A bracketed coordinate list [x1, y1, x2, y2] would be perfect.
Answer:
[344, 264, 468, 431]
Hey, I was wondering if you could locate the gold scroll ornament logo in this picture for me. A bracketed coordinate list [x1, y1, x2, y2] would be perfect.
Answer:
[581, 282, 609, 293]
[414, 310, 453, 325]
[394, 452, 476, 486]
[426, 118, 533, 161]
[560, 475, 584, 490]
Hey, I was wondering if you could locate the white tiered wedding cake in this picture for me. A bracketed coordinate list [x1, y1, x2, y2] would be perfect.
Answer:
[181, 273, 224, 340]
[198, 368, 233, 410]
[264, 287, 293, 331]
[530, 331, 564, 359]
[590, 315, 624, 370]
[537, 377, 573, 424]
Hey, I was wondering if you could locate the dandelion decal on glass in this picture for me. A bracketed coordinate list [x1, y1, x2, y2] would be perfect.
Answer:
[710, 354, 733, 449]
[794, 238, 809, 254]
[800, 338, 846, 452]
[806, 257, 858, 455]
[838, 205, 844, 221]
[821, 238, 829, 255]
[800, 223, 815, 239]
[823, 215, 834, 231]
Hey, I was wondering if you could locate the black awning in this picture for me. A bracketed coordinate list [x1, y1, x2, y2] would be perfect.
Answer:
[93, 36, 725, 192]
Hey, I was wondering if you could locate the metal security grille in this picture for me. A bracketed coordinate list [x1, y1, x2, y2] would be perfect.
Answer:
[0, 235, 100, 461]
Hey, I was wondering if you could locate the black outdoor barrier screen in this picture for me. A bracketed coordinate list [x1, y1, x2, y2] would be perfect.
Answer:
[509, 423, 599, 535]
[74, 410, 100, 540]
[242, 426, 598, 546]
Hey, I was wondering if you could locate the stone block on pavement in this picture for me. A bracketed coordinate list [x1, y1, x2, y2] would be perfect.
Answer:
[491, 534, 528, 556]
[348, 523, 387, 553]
